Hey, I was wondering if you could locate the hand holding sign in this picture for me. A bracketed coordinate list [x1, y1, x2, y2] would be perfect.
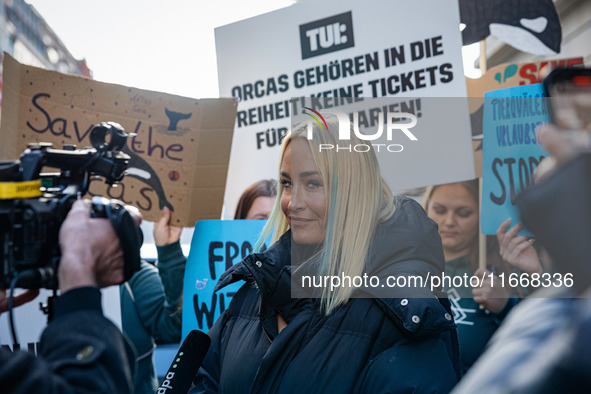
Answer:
[496, 218, 542, 274]
[154, 207, 183, 246]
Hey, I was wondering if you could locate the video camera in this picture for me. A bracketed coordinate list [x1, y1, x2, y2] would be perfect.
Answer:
[0, 122, 142, 290]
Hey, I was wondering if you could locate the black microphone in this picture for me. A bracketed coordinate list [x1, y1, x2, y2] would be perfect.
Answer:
[157, 330, 211, 394]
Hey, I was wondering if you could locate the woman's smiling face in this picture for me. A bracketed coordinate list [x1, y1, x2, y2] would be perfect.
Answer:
[280, 138, 327, 245]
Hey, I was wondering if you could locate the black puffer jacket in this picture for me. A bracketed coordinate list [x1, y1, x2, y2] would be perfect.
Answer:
[191, 198, 461, 393]
[0, 287, 134, 393]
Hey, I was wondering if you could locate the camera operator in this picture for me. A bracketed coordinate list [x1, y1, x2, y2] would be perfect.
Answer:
[0, 199, 138, 393]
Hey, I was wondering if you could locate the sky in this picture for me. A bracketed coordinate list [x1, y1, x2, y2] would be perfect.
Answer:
[26, 0, 298, 99]
[27, 0, 480, 101]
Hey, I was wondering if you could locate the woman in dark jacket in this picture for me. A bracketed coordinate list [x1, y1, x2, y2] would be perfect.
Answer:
[423, 180, 525, 374]
[190, 118, 461, 393]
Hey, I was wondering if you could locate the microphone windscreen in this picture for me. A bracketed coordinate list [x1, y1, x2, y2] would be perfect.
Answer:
[157, 330, 211, 394]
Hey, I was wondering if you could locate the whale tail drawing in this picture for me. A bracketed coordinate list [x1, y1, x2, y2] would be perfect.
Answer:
[165, 107, 193, 131]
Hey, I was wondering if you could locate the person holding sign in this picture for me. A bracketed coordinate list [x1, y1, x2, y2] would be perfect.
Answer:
[190, 118, 460, 393]
[423, 180, 521, 375]
[120, 206, 185, 394]
[121, 179, 277, 393]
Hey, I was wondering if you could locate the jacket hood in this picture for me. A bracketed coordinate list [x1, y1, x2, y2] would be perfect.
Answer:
[215, 197, 454, 337]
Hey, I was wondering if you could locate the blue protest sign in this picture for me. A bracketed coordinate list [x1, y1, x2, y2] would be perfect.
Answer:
[182, 220, 268, 340]
[481, 84, 549, 236]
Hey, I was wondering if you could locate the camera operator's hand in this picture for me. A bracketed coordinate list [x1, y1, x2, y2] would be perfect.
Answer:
[58, 200, 127, 292]
[0, 288, 39, 314]
[154, 207, 183, 246]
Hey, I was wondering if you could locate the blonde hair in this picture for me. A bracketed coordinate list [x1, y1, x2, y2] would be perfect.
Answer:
[256, 117, 395, 315]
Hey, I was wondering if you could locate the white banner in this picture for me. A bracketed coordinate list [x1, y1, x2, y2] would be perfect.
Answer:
[216, 0, 473, 217]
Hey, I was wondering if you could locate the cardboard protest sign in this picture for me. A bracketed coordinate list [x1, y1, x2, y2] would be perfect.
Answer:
[0, 54, 237, 226]
[182, 220, 269, 340]
[0, 287, 121, 352]
[466, 57, 583, 176]
[481, 84, 549, 236]
[215, 0, 472, 217]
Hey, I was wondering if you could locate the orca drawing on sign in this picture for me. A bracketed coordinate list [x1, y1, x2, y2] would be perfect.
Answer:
[122, 144, 175, 211]
[459, 0, 561, 55]
[122, 107, 196, 211]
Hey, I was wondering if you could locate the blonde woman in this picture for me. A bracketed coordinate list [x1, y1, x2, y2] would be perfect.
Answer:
[191, 118, 460, 393]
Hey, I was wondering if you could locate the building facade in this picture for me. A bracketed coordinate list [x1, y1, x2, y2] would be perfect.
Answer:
[0, 0, 91, 77]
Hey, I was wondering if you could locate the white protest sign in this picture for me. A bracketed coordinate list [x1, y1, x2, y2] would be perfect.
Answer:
[216, 0, 472, 217]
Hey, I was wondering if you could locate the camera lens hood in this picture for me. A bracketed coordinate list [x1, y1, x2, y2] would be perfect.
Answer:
[91, 196, 143, 281]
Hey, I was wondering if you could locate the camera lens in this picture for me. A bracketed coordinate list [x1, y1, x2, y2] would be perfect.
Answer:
[90, 122, 127, 151]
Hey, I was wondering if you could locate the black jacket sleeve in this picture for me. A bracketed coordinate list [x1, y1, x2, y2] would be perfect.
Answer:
[0, 287, 134, 393]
